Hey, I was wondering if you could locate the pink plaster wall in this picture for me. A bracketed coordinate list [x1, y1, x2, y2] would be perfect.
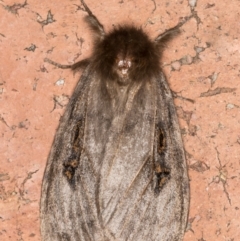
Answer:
[0, 0, 239, 240]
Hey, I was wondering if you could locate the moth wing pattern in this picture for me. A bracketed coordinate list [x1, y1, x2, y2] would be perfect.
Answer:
[41, 70, 189, 241]
[40, 1, 190, 240]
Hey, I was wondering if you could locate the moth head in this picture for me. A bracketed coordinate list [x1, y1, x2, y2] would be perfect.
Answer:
[91, 26, 161, 84]
[80, 2, 184, 84]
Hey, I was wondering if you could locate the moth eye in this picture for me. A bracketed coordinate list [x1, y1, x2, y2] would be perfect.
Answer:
[132, 58, 138, 63]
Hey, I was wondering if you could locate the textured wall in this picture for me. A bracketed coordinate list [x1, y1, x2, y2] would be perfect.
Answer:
[0, 0, 239, 240]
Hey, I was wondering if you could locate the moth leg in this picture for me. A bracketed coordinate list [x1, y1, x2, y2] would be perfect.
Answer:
[63, 119, 85, 186]
[44, 57, 90, 71]
[153, 126, 171, 194]
[44, 58, 73, 69]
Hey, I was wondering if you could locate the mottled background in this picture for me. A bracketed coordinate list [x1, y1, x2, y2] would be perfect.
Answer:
[0, 0, 239, 240]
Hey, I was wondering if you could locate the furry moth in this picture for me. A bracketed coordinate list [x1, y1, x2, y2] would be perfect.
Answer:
[41, 1, 190, 240]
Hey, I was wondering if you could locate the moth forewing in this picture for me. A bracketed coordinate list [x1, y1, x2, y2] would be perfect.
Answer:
[40, 0, 190, 240]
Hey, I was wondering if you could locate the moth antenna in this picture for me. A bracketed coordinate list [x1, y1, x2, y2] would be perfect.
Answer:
[80, 0, 105, 40]
[155, 15, 193, 49]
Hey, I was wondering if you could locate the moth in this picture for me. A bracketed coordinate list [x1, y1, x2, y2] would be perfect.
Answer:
[40, 0, 190, 240]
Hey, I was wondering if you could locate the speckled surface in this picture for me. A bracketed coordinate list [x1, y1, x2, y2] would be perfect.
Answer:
[0, 0, 240, 240]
